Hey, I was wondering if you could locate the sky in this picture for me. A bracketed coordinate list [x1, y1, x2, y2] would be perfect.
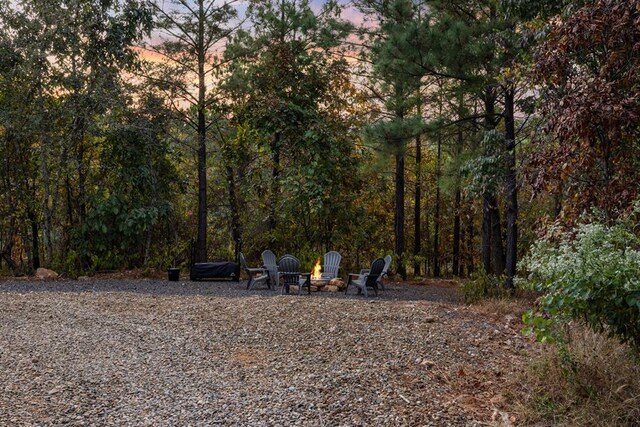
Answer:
[138, 0, 367, 63]
[0, 0, 366, 64]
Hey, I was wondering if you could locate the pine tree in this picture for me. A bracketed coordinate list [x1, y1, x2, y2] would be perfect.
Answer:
[145, 0, 237, 262]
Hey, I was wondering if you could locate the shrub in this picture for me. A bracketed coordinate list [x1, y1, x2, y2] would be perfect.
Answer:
[514, 326, 640, 426]
[520, 213, 640, 351]
[461, 271, 512, 304]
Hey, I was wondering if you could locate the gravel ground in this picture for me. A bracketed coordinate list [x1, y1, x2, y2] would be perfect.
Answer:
[0, 278, 534, 426]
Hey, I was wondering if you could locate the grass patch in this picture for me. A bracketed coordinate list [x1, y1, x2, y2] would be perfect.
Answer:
[473, 297, 533, 320]
[461, 272, 537, 311]
[512, 326, 640, 426]
[460, 272, 511, 304]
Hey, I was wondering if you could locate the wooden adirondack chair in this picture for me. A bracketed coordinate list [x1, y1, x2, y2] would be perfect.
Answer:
[261, 250, 279, 289]
[345, 257, 385, 297]
[278, 255, 311, 295]
[321, 251, 342, 280]
[240, 253, 270, 290]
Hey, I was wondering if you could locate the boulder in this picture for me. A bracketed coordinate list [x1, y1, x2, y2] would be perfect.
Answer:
[329, 278, 345, 289]
[324, 285, 339, 292]
[35, 268, 58, 280]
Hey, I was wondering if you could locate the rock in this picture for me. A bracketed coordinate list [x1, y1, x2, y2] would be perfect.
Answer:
[324, 285, 339, 292]
[329, 278, 345, 289]
[424, 316, 437, 323]
[35, 268, 58, 280]
[310, 286, 318, 292]
[420, 360, 435, 368]
[78, 276, 90, 281]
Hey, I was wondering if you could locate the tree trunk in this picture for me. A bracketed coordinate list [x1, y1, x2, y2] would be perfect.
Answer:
[504, 86, 517, 288]
[70, 53, 88, 265]
[38, 81, 54, 268]
[482, 194, 491, 274]
[481, 85, 504, 275]
[40, 149, 53, 267]
[226, 165, 242, 262]
[24, 178, 40, 271]
[268, 131, 281, 246]
[465, 206, 475, 276]
[452, 112, 463, 276]
[489, 194, 505, 275]
[76, 126, 87, 231]
[27, 201, 40, 271]
[395, 152, 406, 279]
[553, 192, 562, 219]
[64, 169, 74, 253]
[1, 217, 21, 276]
[144, 229, 152, 265]
[71, 108, 87, 267]
[196, 0, 208, 262]
[453, 187, 461, 276]
[433, 134, 442, 278]
[413, 132, 421, 276]
[424, 202, 431, 275]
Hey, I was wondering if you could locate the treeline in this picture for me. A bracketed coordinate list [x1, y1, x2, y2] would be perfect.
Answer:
[0, 0, 638, 279]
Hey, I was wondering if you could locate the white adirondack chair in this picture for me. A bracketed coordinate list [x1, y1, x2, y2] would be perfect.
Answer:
[346, 257, 385, 297]
[261, 250, 279, 289]
[321, 251, 342, 280]
[358, 254, 392, 290]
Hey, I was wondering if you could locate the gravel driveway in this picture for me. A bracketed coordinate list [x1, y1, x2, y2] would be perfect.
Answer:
[1, 279, 532, 426]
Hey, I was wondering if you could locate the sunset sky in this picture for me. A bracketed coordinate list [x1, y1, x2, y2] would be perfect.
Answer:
[139, 0, 366, 63]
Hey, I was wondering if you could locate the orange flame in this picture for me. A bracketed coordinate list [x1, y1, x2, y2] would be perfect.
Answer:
[311, 257, 322, 280]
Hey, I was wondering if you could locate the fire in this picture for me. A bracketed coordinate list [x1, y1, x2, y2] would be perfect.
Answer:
[311, 257, 322, 280]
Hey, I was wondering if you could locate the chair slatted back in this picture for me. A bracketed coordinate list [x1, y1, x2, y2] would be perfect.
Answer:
[365, 258, 386, 288]
[381, 255, 392, 276]
[278, 255, 301, 287]
[323, 251, 342, 279]
[239, 253, 249, 273]
[261, 250, 278, 280]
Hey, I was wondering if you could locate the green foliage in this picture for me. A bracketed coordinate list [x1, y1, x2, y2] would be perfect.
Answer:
[461, 129, 506, 195]
[0, 0, 634, 286]
[461, 271, 512, 304]
[61, 250, 80, 278]
[520, 210, 640, 351]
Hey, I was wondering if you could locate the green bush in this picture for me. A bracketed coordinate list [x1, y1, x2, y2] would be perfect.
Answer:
[520, 213, 640, 351]
[461, 271, 511, 304]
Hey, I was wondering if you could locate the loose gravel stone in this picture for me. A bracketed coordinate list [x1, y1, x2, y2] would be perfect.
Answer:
[0, 279, 535, 426]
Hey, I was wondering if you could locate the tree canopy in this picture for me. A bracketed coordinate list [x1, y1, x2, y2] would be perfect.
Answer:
[0, 0, 638, 289]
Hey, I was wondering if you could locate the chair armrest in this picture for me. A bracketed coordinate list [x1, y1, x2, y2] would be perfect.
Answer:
[348, 273, 362, 278]
[299, 272, 311, 283]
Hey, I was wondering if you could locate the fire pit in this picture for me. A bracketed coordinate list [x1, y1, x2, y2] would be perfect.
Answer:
[308, 258, 345, 292]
